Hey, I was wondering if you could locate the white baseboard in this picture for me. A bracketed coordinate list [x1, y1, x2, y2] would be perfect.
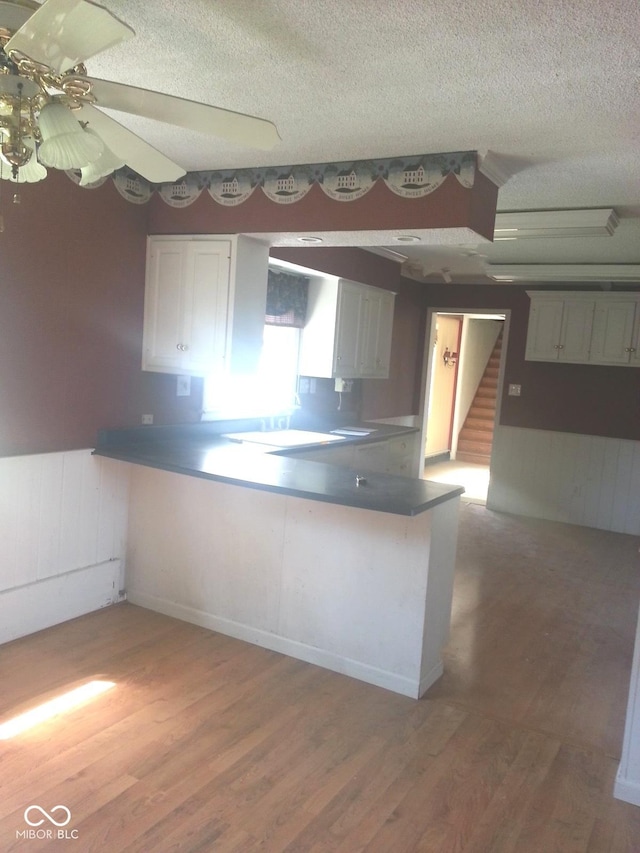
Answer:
[0, 560, 122, 645]
[614, 771, 640, 807]
[127, 589, 426, 699]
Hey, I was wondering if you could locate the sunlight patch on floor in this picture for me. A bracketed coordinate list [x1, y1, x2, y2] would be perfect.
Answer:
[423, 460, 490, 504]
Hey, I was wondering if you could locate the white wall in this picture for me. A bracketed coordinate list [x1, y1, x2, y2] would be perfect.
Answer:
[425, 315, 461, 457]
[453, 318, 502, 445]
[488, 426, 640, 535]
[0, 450, 130, 643]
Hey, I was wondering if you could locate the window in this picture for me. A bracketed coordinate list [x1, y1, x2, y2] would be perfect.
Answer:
[203, 324, 300, 417]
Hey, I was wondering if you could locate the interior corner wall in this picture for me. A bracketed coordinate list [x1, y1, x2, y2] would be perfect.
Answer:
[0, 172, 203, 458]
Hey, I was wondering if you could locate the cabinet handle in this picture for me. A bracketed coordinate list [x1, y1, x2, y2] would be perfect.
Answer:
[625, 347, 636, 353]
[557, 344, 564, 350]
[176, 343, 190, 352]
[176, 344, 183, 351]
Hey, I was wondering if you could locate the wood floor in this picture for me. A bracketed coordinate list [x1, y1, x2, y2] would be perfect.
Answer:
[1, 503, 640, 851]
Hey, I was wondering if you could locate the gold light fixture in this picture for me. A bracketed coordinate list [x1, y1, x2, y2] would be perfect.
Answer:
[0, 33, 123, 187]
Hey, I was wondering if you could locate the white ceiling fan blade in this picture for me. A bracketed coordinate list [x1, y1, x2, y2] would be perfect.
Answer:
[85, 77, 281, 151]
[78, 104, 186, 184]
[5, 0, 134, 74]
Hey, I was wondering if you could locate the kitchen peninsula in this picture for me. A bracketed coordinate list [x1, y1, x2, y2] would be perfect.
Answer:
[95, 421, 463, 698]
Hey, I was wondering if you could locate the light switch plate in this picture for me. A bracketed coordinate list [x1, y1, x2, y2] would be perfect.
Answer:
[508, 384, 522, 396]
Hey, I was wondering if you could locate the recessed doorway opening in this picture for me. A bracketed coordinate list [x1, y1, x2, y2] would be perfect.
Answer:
[419, 309, 509, 505]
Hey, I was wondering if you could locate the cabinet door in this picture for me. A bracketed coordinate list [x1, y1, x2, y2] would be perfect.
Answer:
[590, 300, 638, 364]
[386, 434, 418, 477]
[181, 242, 231, 376]
[352, 441, 389, 473]
[355, 288, 395, 378]
[142, 241, 189, 372]
[558, 298, 594, 363]
[333, 281, 362, 377]
[525, 298, 564, 360]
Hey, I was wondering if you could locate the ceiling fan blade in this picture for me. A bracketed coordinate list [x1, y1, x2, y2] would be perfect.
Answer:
[78, 104, 186, 184]
[5, 0, 134, 74]
[85, 77, 281, 151]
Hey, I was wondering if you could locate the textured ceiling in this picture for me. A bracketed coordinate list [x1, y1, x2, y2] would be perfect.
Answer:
[69, 1, 640, 279]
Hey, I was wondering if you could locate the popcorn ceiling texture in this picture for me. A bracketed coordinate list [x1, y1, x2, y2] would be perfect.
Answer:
[17, 0, 640, 273]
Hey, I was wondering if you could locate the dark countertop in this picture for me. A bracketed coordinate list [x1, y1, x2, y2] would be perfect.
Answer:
[93, 419, 464, 517]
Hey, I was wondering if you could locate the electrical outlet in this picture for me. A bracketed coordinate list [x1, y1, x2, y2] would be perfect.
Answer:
[142, 414, 153, 424]
[177, 375, 191, 396]
[508, 384, 522, 397]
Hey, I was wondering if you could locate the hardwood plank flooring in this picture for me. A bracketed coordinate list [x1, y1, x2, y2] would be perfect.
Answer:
[1, 503, 639, 851]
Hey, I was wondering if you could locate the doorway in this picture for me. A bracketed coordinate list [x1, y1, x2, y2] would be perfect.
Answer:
[419, 309, 509, 503]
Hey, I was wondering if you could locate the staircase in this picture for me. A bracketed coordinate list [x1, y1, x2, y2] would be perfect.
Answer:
[456, 331, 502, 465]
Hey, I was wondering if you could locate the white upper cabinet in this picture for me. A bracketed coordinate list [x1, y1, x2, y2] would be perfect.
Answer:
[359, 287, 395, 377]
[299, 278, 395, 379]
[143, 235, 269, 378]
[525, 294, 594, 362]
[590, 298, 640, 365]
[525, 291, 640, 367]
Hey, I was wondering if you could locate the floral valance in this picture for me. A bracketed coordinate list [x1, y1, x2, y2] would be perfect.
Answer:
[265, 270, 309, 328]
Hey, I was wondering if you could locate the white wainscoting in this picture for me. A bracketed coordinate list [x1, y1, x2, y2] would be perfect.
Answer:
[488, 426, 640, 535]
[0, 450, 130, 643]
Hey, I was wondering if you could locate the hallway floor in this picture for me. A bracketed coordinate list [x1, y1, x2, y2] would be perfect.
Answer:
[424, 459, 491, 504]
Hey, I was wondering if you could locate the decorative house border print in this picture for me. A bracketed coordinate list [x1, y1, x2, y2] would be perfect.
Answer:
[67, 151, 477, 208]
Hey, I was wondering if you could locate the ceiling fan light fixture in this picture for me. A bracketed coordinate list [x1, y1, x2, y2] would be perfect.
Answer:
[79, 127, 124, 185]
[38, 102, 103, 169]
[1, 136, 46, 182]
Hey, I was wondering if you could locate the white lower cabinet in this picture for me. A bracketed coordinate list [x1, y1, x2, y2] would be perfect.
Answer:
[143, 235, 269, 378]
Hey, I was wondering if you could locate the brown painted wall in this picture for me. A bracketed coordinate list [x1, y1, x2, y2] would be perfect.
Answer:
[3, 173, 635, 457]
[419, 283, 640, 442]
[0, 174, 201, 457]
[147, 173, 497, 241]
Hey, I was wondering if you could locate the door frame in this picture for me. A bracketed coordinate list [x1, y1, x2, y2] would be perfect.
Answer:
[418, 307, 511, 471]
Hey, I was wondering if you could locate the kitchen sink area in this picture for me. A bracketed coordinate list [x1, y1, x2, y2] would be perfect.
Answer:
[222, 429, 348, 448]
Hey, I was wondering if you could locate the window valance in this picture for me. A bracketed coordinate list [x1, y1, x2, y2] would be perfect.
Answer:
[265, 270, 309, 327]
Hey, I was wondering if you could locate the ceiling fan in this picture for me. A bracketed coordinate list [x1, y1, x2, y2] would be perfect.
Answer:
[0, 0, 280, 186]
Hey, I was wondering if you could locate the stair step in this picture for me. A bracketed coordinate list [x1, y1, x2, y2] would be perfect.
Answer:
[459, 427, 494, 443]
[472, 397, 496, 410]
[484, 366, 500, 378]
[476, 381, 497, 394]
[457, 439, 493, 455]
[456, 451, 491, 465]
[465, 415, 495, 430]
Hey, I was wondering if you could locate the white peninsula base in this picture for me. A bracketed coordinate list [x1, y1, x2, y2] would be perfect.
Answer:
[126, 466, 460, 698]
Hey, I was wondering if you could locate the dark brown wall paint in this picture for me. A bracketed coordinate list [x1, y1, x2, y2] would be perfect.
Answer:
[0, 174, 201, 457]
[420, 283, 640, 442]
[2, 173, 635, 456]
[147, 173, 498, 241]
